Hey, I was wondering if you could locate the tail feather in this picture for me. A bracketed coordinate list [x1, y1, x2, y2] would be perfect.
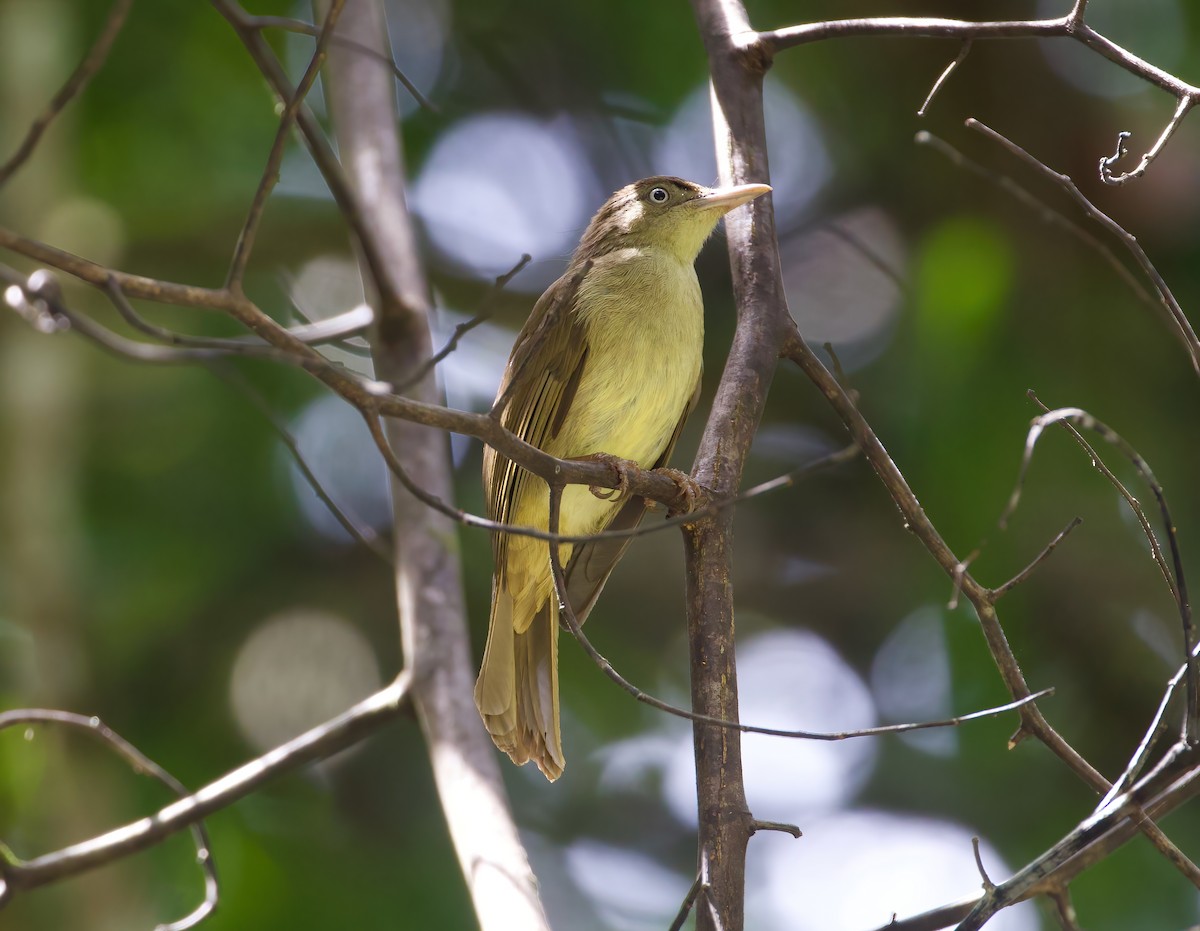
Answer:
[475, 590, 564, 781]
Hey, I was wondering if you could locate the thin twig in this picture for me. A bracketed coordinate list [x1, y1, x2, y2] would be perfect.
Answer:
[668, 873, 703, 931]
[0, 0, 134, 186]
[548, 478, 1055, 740]
[102, 276, 298, 356]
[750, 820, 802, 838]
[1099, 96, 1194, 186]
[226, 0, 346, 293]
[918, 39, 972, 116]
[1048, 888, 1083, 931]
[207, 364, 392, 563]
[948, 546, 981, 610]
[0, 675, 411, 894]
[915, 128, 1183, 364]
[396, 253, 531, 393]
[971, 836, 996, 893]
[1003, 396, 1194, 737]
[1001, 403, 1176, 601]
[212, 0, 403, 315]
[964, 118, 1200, 374]
[0, 709, 218, 929]
[1104, 639, 1200, 804]
[991, 517, 1083, 600]
[245, 14, 438, 112]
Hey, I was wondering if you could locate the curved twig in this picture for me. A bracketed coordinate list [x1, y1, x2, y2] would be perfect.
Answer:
[0, 0, 133, 186]
[0, 709, 218, 930]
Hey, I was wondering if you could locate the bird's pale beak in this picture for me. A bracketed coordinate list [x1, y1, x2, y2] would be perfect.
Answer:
[696, 182, 772, 214]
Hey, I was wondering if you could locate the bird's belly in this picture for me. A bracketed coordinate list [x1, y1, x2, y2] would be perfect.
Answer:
[557, 262, 703, 467]
[565, 359, 696, 466]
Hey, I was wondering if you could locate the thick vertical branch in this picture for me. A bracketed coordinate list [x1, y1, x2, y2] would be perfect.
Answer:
[688, 1, 789, 928]
[321, 3, 549, 929]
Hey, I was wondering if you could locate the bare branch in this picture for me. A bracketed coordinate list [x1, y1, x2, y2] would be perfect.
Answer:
[245, 14, 438, 112]
[548, 483, 1055, 740]
[207, 364, 392, 563]
[396, 252, 531, 393]
[917, 39, 971, 117]
[212, 0, 404, 314]
[1105, 639, 1200, 805]
[0, 675, 410, 897]
[991, 517, 1083, 600]
[1100, 96, 1194, 185]
[963, 118, 1200, 374]
[915, 128, 1191, 370]
[0, 231, 699, 510]
[0, 0, 133, 187]
[780, 330, 1200, 883]
[225, 0, 346, 293]
[957, 749, 1200, 930]
[668, 873, 704, 931]
[0, 709, 218, 930]
[759, 13, 1200, 104]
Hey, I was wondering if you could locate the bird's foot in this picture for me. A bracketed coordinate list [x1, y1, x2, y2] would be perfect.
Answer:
[574, 452, 636, 502]
[654, 467, 706, 517]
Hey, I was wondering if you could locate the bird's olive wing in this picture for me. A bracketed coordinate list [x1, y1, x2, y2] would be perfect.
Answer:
[484, 273, 590, 582]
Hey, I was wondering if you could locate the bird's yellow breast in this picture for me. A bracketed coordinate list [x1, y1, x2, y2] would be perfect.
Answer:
[558, 246, 703, 465]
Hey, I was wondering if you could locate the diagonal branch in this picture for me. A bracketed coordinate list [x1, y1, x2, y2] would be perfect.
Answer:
[0, 0, 133, 187]
[225, 0, 346, 293]
[0, 709, 217, 930]
[0, 675, 411, 896]
[321, 3, 550, 929]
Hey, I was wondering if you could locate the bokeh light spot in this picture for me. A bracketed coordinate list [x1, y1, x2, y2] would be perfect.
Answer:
[285, 394, 392, 544]
[1037, 0, 1184, 100]
[653, 77, 830, 230]
[754, 810, 1038, 931]
[411, 113, 598, 285]
[783, 206, 906, 371]
[564, 840, 692, 931]
[663, 629, 877, 824]
[870, 606, 956, 756]
[230, 609, 381, 755]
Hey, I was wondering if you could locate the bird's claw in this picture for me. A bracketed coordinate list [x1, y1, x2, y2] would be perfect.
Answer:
[655, 467, 705, 516]
[576, 452, 635, 502]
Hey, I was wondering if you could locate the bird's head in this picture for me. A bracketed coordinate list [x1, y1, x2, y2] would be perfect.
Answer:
[575, 176, 772, 264]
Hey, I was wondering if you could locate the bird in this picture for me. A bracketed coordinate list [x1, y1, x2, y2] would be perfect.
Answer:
[474, 176, 771, 780]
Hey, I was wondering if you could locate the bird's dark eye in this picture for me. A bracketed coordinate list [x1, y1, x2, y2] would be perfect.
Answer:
[649, 187, 669, 204]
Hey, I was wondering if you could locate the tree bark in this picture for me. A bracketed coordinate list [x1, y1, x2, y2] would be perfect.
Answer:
[686, 0, 790, 928]
[323, 3, 550, 929]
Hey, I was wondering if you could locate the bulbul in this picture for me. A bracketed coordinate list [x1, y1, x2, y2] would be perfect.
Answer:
[475, 176, 772, 780]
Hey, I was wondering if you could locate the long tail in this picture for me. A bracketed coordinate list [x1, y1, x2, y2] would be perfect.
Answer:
[473, 589, 564, 781]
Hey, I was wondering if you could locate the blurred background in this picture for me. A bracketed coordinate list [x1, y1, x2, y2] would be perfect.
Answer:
[2, 0, 1199, 928]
